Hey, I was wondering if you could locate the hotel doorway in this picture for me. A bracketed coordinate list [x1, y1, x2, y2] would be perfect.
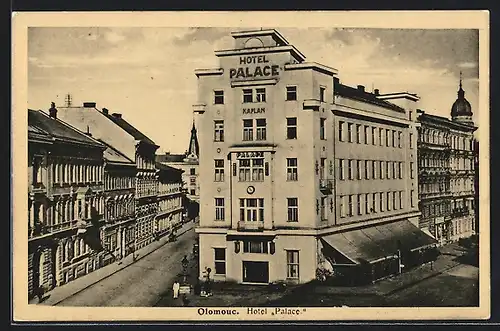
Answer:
[242, 261, 269, 284]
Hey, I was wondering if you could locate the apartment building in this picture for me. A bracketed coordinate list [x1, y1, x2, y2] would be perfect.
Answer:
[194, 29, 437, 285]
[28, 106, 106, 299]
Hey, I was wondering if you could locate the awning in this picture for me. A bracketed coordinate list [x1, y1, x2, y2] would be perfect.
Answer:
[321, 219, 437, 264]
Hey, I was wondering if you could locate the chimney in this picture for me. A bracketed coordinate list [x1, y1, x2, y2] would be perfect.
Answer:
[49, 102, 57, 119]
[102, 108, 109, 114]
[357, 85, 365, 92]
[374, 89, 380, 95]
[112, 113, 122, 119]
[83, 102, 96, 108]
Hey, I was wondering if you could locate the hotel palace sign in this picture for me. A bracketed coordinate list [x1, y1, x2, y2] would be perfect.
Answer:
[229, 55, 280, 80]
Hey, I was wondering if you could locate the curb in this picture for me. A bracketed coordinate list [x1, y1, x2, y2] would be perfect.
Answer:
[49, 224, 195, 306]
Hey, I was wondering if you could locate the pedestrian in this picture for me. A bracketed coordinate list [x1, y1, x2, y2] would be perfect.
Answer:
[172, 280, 180, 299]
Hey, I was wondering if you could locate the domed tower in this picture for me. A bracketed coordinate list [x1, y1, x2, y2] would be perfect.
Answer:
[451, 72, 474, 126]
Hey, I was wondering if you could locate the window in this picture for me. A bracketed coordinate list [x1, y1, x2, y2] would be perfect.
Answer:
[409, 133, 414, 149]
[214, 248, 226, 275]
[214, 159, 224, 182]
[339, 121, 344, 141]
[364, 126, 369, 144]
[286, 117, 297, 139]
[320, 197, 327, 221]
[252, 158, 264, 181]
[380, 161, 384, 179]
[392, 130, 396, 147]
[393, 192, 397, 210]
[286, 158, 298, 181]
[365, 193, 370, 214]
[339, 159, 345, 180]
[320, 86, 325, 102]
[214, 120, 224, 142]
[372, 193, 377, 213]
[320, 118, 326, 140]
[380, 192, 384, 212]
[357, 194, 362, 215]
[386, 161, 390, 179]
[410, 162, 415, 179]
[286, 250, 299, 279]
[399, 162, 403, 179]
[348, 195, 353, 216]
[256, 118, 267, 140]
[214, 90, 224, 104]
[398, 131, 402, 148]
[243, 119, 253, 141]
[239, 198, 264, 223]
[339, 196, 345, 218]
[243, 89, 253, 103]
[239, 159, 251, 181]
[348, 123, 353, 142]
[399, 191, 403, 209]
[348, 160, 353, 180]
[243, 241, 268, 253]
[190, 177, 196, 184]
[287, 198, 299, 222]
[386, 129, 390, 146]
[365, 160, 370, 179]
[410, 190, 415, 207]
[215, 198, 225, 220]
[256, 88, 266, 102]
[392, 162, 397, 179]
[286, 86, 297, 101]
[387, 192, 391, 211]
[372, 160, 377, 179]
[371, 127, 376, 145]
[190, 189, 196, 195]
[356, 124, 361, 143]
[356, 160, 362, 180]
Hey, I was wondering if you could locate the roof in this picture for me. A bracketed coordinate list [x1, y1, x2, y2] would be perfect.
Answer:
[334, 82, 406, 113]
[418, 111, 477, 131]
[97, 139, 135, 164]
[156, 153, 186, 163]
[101, 112, 158, 147]
[28, 109, 104, 148]
[155, 161, 184, 173]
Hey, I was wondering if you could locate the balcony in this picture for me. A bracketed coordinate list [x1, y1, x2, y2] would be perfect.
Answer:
[451, 207, 471, 218]
[303, 99, 321, 110]
[237, 221, 264, 232]
[192, 103, 206, 114]
[319, 179, 333, 194]
[29, 182, 46, 195]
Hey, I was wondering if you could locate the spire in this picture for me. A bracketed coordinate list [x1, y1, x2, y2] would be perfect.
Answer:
[187, 119, 199, 158]
[458, 71, 465, 99]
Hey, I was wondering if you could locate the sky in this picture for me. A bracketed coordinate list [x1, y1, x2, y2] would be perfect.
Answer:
[28, 27, 480, 154]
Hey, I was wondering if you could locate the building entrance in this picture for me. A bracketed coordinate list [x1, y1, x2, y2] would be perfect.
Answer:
[242, 261, 269, 284]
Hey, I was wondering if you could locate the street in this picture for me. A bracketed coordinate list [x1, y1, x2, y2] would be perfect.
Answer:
[56, 228, 197, 307]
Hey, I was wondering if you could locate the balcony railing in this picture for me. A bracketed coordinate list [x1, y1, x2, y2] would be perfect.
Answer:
[451, 207, 471, 217]
[319, 179, 333, 194]
[237, 221, 264, 231]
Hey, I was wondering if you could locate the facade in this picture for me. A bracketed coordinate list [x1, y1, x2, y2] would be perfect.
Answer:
[155, 162, 185, 239]
[100, 140, 136, 264]
[194, 29, 436, 286]
[28, 106, 106, 299]
[473, 139, 479, 233]
[156, 121, 200, 202]
[56, 102, 160, 251]
[417, 79, 477, 245]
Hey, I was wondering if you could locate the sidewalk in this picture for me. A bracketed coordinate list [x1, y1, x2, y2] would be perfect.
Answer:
[156, 243, 472, 307]
[30, 220, 196, 306]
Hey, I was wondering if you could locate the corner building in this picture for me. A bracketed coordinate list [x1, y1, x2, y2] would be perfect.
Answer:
[194, 29, 436, 285]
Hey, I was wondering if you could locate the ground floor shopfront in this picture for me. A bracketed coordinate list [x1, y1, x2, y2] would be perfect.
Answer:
[427, 213, 475, 246]
[197, 217, 438, 286]
[28, 233, 107, 299]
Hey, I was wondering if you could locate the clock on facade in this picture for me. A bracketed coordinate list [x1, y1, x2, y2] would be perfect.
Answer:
[247, 186, 255, 194]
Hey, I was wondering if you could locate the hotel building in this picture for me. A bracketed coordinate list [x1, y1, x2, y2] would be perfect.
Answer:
[194, 29, 436, 285]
